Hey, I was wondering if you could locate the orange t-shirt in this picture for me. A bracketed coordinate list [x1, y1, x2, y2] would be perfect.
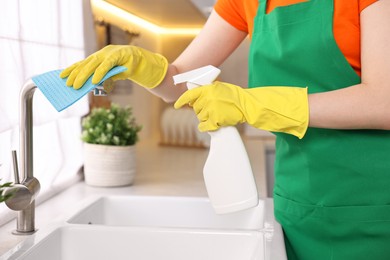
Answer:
[214, 0, 378, 76]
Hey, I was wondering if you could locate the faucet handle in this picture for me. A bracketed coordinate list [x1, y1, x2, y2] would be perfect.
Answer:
[5, 150, 40, 211]
[12, 150, 20, 184]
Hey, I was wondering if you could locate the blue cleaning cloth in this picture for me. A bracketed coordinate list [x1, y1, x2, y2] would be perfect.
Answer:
[32, 66, 127, 112]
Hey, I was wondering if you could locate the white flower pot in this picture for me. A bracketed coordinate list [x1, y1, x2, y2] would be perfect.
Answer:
[83, 143, 136, 187]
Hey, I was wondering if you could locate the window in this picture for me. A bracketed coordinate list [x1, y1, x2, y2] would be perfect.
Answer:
[0, 0, 96, 225]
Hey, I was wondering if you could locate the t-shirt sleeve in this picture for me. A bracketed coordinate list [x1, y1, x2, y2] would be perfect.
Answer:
[359, 0, 378, 12]
[214, 0, 249, 33]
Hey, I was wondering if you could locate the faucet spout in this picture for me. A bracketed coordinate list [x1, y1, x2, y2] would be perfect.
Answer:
[19, 80, 37, 180]
[5, 79, 41, 235]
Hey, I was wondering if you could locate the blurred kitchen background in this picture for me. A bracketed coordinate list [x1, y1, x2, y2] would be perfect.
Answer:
[0, 0, 275, 226]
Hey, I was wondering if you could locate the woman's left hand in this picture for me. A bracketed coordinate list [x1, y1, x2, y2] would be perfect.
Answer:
[174, 81, 309, 138]
[174, 81, 246, 132]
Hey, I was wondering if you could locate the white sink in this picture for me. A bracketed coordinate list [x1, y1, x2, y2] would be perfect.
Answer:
[8, 225, 264, 260]
[67, 195, 264, 230]
[3, 196, 286, 260]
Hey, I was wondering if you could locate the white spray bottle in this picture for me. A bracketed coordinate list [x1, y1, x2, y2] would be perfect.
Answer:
[173, 65, 259, 214]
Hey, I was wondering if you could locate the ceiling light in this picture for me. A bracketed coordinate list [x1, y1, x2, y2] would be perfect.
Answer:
[91, 0, 202, 36]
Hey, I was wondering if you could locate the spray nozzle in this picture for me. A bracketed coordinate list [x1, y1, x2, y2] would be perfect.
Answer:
[173, 65, 221, 89]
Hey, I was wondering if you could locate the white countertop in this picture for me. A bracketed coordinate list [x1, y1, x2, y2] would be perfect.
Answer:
[0, 137, 276, 258]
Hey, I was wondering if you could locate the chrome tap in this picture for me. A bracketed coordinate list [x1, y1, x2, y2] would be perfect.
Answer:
[4, 79, 40, 235]
[4, 77, 109, 235]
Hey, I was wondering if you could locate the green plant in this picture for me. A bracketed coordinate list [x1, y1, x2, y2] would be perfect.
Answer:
[81, 103, 142, 146]
[0, 180, 13, 203]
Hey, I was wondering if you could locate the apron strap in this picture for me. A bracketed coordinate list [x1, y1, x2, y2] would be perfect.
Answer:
[259, 0, 267, 14]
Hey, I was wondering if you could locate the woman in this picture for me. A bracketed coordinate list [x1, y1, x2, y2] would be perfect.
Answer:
[61, 0, 390, 259]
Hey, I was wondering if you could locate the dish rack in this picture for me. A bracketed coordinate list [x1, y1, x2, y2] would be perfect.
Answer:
[160, 107, 210, 148]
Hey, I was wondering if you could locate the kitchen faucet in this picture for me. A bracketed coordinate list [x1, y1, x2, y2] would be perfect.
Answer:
[4, 78, 107, 235]
[4, 80, 40, 234]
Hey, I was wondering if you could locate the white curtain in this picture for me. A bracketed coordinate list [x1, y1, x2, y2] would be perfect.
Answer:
[0, 0, 96, 225]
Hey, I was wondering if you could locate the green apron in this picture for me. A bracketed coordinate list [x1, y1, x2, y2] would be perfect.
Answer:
[248, 0, 390, 259]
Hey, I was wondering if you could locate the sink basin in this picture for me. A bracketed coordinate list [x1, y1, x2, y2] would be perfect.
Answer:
[9, 225, 264, 260]
[67, 196, 264, 230]
[3, 196, 286, 260]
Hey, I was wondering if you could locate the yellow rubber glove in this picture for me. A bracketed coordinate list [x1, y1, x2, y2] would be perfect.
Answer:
[174, 81, 309, 139]
[60, 45, 168, 90]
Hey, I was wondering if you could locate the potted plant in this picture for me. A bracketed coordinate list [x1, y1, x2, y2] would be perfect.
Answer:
[81, 103, 142, 187]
